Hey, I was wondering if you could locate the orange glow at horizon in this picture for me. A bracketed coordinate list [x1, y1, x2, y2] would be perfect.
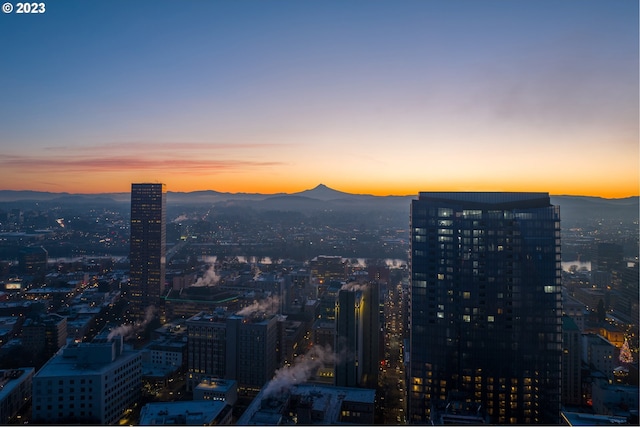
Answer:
[0, 138, 637, 199]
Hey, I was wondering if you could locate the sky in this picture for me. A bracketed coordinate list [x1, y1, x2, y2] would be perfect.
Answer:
[0, 0, 638, 198]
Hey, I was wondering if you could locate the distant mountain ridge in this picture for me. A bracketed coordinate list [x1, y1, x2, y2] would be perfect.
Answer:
[1, 184, 636, 201]
[0, 186, 637, 225]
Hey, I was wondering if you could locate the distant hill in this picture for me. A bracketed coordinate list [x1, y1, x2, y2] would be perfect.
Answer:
[0, 187, 637, 225]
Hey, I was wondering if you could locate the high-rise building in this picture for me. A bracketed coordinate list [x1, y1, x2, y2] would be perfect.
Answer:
[611, 261, 639, 325]
[593, 243, 624, 274]
[186, 310, 229, 391]
[409, 192, 562, 424]
[226, 313, 278, 395]
[561, 316, 582, 406]
[335, 289, 362, 388]
[334, 282, 380, 389]
[128, 183, 166, 320]
[186, 309, 279, 395]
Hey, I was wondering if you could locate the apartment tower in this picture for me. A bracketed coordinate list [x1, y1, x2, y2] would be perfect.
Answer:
[409, 192, 562, 424]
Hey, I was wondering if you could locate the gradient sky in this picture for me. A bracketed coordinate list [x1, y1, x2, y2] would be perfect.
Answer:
[1, 0, 638, 197]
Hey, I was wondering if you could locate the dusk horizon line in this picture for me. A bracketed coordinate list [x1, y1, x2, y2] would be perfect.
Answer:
[1, 184, 638, 200]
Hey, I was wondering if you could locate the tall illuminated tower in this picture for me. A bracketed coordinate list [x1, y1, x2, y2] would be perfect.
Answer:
[128, 183, 166, 320]
[335, 282, 379, 389]
[409, 192, 562, 424]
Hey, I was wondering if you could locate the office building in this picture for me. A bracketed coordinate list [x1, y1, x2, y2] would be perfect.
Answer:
[128, 183, 166, 320]
[186, 310, 229, 390]
[31, 335, 142, 425]
[582, 334, 617, 382]
[21, 313, 67, 360]
[226, 313, 279, 394]
[237, 382, 376, 425]
[139, 401, 232, 426]
[310, 256, 347, 286]
[409, 192, 562, 424]
[592, 243, 624, 274]
[0, 368, 34, 424]
[335, 289, 362, 388]
[186, 309, 278, 394]
[591, 379, 638, 418]
[562, 316, 582, 406]
[334, 282, 379, 388]
[18, 246, 48, 277]
[611, 261, 639, 325]
[193, 378, 238, 405]
[138, 400, 232, 425]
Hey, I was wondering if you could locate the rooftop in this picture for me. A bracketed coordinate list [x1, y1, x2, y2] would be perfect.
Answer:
[0, 368, 34, 401]
[562, 411, 630, 425]
[238, 382, 375, 425]
[138, 400, 227, 425]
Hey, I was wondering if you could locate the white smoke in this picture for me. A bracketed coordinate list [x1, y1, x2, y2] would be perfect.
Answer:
[349, 258, 367, 268]
[384, 258, 407, 269]
[107, 306, 157, 340]
[173, 214, 189, 223]
[192, 256, 220, 287]
[253, 266, 261, 281]
[262, 344, 336, 398]
[237, 295, 280, 317]
[340, 281, 369, 292]
[193, 267, 220, 287]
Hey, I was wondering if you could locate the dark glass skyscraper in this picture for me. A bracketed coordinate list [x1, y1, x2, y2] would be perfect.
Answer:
[128, 183, 166, 320]
[408, 192, 562, 424]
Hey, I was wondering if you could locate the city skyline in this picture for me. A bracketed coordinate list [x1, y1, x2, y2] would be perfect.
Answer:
[1, 0, 638, 198]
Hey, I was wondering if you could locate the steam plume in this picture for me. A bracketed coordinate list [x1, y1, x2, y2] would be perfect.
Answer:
[192, 256, 220, 287]
[107, 306, 157, 340]
[173, 214, 188, 223]
[262, 344, 336, 398]
[340, 281, 369, 292]
[237, 295, 280, 317]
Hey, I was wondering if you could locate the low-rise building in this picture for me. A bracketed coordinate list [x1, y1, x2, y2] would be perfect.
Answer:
[238, 382, 376, 425]
[583, 334, 618, 381]
[31, 335, 142, 425]
[138, 400, 231, 425]
[193, 378, 237, 405]
[0, 368, 34, 424]
[591, 379, 639, 418]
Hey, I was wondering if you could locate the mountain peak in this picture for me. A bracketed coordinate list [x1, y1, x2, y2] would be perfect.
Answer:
[312, 183, 331, 191]
[293, 184, 351, 201]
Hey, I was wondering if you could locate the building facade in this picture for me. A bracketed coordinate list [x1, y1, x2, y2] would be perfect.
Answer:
[0, 368, 33, 424]
[186, 311, 229, 390]
[128, 183, 166, 320]
[31, 335, 142, 425]
[334, 283, 379, 389]
[21, 313, 67, 360]
[18, 246, 48, 277]
[186, 310, 279, 394]
[226, 313, 279, 394]
[409, 192, 562, 424]
[562, 315, 582, 406]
